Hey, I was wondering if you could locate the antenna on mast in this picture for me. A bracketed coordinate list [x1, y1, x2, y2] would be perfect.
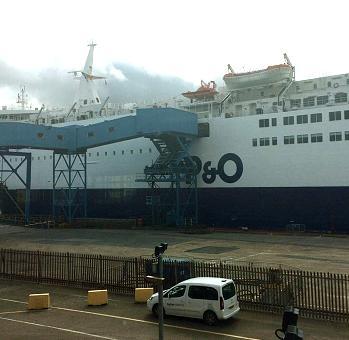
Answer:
[16, 85, 28, 110]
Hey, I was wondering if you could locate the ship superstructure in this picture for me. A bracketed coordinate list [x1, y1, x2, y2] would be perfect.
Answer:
[2, 46, 349, 231]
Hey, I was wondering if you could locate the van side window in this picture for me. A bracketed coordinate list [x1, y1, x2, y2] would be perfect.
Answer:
[169, 285, 186, 298]
[188, 286, 218, 300]
[222, 283, 236, 300]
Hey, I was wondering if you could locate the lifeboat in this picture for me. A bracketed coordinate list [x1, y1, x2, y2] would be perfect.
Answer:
[182, 80, 218, 101]
[223, 63, 293, 90]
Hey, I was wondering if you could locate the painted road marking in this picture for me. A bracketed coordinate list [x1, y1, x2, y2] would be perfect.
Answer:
[0, 316, 118, 340]
[0, 310, 28, 315]
[0, 297, 261, 340]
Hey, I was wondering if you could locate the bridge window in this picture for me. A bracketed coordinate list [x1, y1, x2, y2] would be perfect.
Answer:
[96, 97, 100, 103]
[328, 81, 332, 88]
[122, 150, 125, 155]
[130, 150, 134, 154]
[345, 110, 349, 119]
[317, 96, 328, 105]
[271, 118, 277, 126]
[113, 151, 116, 156]
[252, 138, 257, 147]
[139, 149, 142, 154]
[335, 92, 347, 103]
[96, 152, 99, 157]
[37, 157, 40, 160]
[311, 133, 323, 143]
[84, 99, 88, 105]
[329, 111, 341, 121]
[345, 131, 349, 140]
[272, 137, 277, 145]
[290, 99, 301, 108]
[330, 132, 342, 142]
[303, 96, 315, 107]
[43, 156, 46, 160]
[105, 152, 107, 156]
[149, 148, 152, 153]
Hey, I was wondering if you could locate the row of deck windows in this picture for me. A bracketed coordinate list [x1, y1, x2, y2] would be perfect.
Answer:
[290, 93, 348, 108]
[252, 131, 349, 147]
[259, 110, 349, 128]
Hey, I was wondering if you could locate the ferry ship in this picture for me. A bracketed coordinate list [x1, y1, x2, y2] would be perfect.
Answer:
[1, 44, 349, 231]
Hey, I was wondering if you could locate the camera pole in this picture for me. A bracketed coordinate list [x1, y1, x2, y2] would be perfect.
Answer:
[158, 253, 164, 340]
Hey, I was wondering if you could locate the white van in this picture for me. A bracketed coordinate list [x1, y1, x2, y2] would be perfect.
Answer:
[146, 277, 240, 325]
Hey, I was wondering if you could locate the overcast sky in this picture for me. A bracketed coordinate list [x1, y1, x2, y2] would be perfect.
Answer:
[1, 0, 348, 107]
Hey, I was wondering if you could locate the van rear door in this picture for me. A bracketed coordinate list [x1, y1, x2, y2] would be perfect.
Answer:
[222, 282, 237, 313]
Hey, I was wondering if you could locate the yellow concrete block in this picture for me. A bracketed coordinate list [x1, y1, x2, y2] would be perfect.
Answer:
[88, 289, 108, 306]
[27, 293, 50, 310]
[135, 288, 154, 303]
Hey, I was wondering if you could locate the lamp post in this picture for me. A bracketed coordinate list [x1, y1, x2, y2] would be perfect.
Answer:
[146, 242, 168, 340]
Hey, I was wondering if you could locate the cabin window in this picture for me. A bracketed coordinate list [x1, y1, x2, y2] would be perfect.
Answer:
[297, 134, 308, 144]
[271, 118, 277, 126]
[335, 92, 347, 103]
[328, 81, 332, 88]
[311, 133, 323, 143]
[284, 136, 295, 145]
[329, 111, 341, 121]
[303, 96, 315, 107]
[256, 108, 263, 115]
[272, 137, 277, 145]
[290, 99, 301, 108]
[344, 110, 349, 119]
[130, 150, 134, 154]
[310, 113, 322, 123]
[96, 152, 99, 156]
[84, 99, 88, 105]
[252, 138, 257, 147]
[317, 96, 328, 105]
[260, 91, 264, 97]
[139, 149, 142, 154]
[329, 132, 342, 142]
[313, 84, 317, 89]
[283, 116, 294, 125]
[149, 148, 152, 153]
[96, 97, 100, 103]
[259, 137, 270, 146]
[105, 152, 108, 156]
[259, 119, 269, 128]
[122, 150, 125, 155]
[113, 151, 116, 155]
[296, 114, 308, 124]
[345, 131, 349, 140]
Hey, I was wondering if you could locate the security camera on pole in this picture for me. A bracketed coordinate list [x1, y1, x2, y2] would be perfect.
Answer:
[146, 242, 168, 340]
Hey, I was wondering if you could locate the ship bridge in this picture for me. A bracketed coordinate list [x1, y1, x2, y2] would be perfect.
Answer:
[0, 108, 201, 225]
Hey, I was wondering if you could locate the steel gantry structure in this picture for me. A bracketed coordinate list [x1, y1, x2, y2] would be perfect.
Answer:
[0, 108, 199, 225]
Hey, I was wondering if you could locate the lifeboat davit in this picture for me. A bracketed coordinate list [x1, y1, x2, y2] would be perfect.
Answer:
[223, 64, 293, 90]
[182, 80, 218, 101]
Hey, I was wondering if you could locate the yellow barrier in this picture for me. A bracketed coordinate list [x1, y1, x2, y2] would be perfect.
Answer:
[28, 293, 50, 310]
[88, 289, 108, 306]
[135, 288, 154, 303]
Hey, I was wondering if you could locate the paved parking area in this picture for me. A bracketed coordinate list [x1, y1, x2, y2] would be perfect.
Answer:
[0, 279, 347, 340]
[0, 224, 348, 273]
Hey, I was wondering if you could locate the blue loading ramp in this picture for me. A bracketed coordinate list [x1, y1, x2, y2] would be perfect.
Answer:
[0, 108, 199, 225]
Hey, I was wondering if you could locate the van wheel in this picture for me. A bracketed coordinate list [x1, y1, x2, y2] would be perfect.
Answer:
[203, 310, 217, 326]
[152, 304, 165, 318]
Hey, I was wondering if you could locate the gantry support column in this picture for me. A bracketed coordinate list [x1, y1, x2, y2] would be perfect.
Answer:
[0, 151, 31, 224]
[52, 151, 87, 223]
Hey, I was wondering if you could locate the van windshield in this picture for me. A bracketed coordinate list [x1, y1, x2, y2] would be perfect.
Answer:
[222, 282, 236, 300]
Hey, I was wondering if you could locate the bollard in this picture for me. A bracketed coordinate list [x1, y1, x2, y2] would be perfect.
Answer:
[28, 293, 50, 310]
[87, 289, 108, 306]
